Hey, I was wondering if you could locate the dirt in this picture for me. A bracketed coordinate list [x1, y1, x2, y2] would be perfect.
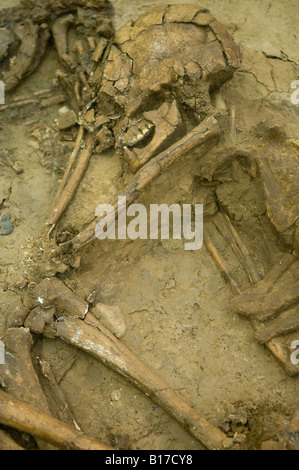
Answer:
[0, 0, 298, 451]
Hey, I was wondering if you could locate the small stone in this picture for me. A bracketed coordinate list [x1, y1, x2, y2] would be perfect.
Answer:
[261, 439, 286, 450]
[6, 304, 30, 328]
[233, 433, 247, 444]
[228, 406, 248, 426]
[84, 109, 95, 124]
[165, 278, 176, 290]
[222, 437, 234, 449]
[0, 213, 13, 235]
[95, 114, 110, 129]
[111, 389, 122, 401]
[58, 105, 70, 114]
[56, 109, 77, 130]
[96, 126, 115, 152]
[93, 302, 127, 339]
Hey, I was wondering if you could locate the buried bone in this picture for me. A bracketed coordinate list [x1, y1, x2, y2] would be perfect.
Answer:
[33, 277, 126, 338]
[0, 327, 56, 449]
[69, 115, 220, 252]
[0, 429, 25, 451]
[35, 277, 89, 319]
[46, 3, 238, 237]
[0, 390, 114, 451]
[232, 275, 299, 322]
[122, 100, 185, 173]
[254, 305, 299, 344]
[42, 314, 227, 450]
[0, 327, 51, 415]
[2, 19, 39, 92]
[37, 358, 81, 429]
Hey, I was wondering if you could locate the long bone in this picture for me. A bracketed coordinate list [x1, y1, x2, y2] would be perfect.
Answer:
[48, 132, 94, 227]
[0, 390, 114, 451]
[30, 273, 227, 448]
[41, 312, 228, 450]
[58, 114, 220, 252]
[0, 327, 57, 449]
[205, 215, 299, 375]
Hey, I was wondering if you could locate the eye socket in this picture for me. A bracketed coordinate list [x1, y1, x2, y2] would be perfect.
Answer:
[126, 87, 174, 118]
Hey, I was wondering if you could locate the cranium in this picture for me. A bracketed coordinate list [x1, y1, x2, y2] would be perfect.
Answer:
[91, 4, 240, 172]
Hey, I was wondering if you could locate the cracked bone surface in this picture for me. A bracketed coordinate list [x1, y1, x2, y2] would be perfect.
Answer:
[93, 4, 240, 173]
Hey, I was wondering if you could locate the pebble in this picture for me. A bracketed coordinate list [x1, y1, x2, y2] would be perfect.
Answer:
[56, 108, 77, 130]
[0, 213, 13, 235]
[111, 389, 122, 401]
[93, 302, 127, 339]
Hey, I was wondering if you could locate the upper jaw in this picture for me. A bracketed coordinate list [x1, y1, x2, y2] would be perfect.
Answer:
[116, 100, 185, 173]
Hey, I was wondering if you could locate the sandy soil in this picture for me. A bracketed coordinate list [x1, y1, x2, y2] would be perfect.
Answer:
[0, 0, 298, 450]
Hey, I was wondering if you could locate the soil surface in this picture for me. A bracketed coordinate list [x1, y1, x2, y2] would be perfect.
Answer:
[0, 0, 298, 450]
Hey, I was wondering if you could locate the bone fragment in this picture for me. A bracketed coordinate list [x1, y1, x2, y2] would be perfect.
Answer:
[47, 132, 94, 226]
[213, 213, 261, 285]
[45, 314, 227, 450]
[0, 94, 65, 111]
[69, 115, 220, 251]
[204, 222, 243, 295]
[0, 429, 24, 450]
[35, 277, 89, 319]
[24, 307, 55, 335]
[254, 305, 299, 344]
[232, 279, 299, 322]
[52, 14, 74, 63]
[251, 254, 296, 295]
[48, 126, 84, 225]
[37, 359, 81, 429]
[0, 327, 55, 449]
[0, 328, 51, 414]
[2, 20, 39, 92]
[0, 390, 113, 450]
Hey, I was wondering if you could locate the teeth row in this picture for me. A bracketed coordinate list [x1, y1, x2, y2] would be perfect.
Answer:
[123, 122, 154, 147]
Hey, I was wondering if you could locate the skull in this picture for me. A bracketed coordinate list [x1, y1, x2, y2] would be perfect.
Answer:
[92, 4, 241, 173]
